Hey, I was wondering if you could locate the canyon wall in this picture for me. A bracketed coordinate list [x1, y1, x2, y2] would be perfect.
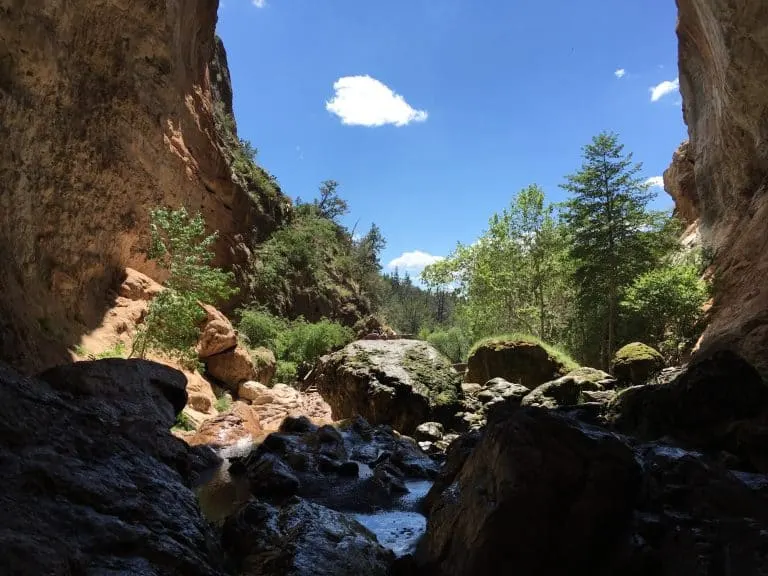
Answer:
[675, 0, 768, 373]
[0, 0, 288, 371]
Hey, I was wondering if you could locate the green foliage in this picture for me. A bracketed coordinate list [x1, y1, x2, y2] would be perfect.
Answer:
[276, 360, 298, 383]
[172, 411, 196, 432]
[621, 263, 709, 362]
[469, 333, 580, 373]
[74, 341, 128, 360]
[296, 180, 349, 222]
[425, 327, 470, 363]
[239, 308, 287, 352]
[561, 132, 678, 367]
[214, 394, 233, 413]
[133, 208, 237, 366]
[380, 269, 457, 335]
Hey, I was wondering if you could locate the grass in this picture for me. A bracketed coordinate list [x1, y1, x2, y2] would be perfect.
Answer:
[214, 393, 233, 413]
[468, 333, 579, 372]
[73, 341, 128, 360]
[172, 411, 196, 432]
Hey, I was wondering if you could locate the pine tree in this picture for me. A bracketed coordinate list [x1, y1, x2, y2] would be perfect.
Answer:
[561, 132, 656, 368]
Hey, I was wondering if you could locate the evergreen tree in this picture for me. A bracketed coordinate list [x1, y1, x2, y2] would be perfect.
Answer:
[561, 132, 659, 367]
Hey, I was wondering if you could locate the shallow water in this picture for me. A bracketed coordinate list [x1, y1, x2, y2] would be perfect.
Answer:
[353, 479, 432, 557]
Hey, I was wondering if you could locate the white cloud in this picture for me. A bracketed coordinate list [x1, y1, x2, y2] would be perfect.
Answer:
[650, 77, 680, 102]
[252, 0, 266, 7]
[614, 68, 626, 79]
[387, 250, 443, 273]
[326, 75, 428, 127]
[645, 176, 665, 189]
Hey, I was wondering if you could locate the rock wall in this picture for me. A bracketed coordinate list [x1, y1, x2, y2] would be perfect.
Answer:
[675, 0, 768, 373]
[0, 0, 288, 372]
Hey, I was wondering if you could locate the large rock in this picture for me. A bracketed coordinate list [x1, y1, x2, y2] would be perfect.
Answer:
[185, 401, 264, 448]
[465, 338, 572, 390]
[414, 406, 768, 575]
[197, 304, 237, 359]
[206, 345, 275, 390]
[610, 342, 664, 385]
[607, 350, 768, 471]
[0, 2, 289, 373]
[674, 0, 768, 377]
[663, 140, 699, 225]
[238, 382, 333, 431]
[308, 340, 463, 435]
[222, 498, 394, 576]
[414, 408, 641, 575]
[0, 359, 225, 574]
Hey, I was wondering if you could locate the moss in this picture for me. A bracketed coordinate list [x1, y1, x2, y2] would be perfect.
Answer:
[469, 333, 579, 372]
[612, 342, 663, 365]
[402, 344, 461, 407]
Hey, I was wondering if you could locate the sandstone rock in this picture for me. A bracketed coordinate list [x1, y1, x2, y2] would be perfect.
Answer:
[251, 346, 277, 385]
[673, 0, 768, 377]
[205, 345, 262, 390]
[239, 380, 274, 404]
[0, 359, 225, 574]
[186, 401, 263, 447]
[0, 2, 289, 373]
[238, 382, 333, 431]
[197, 304, 237, 358]
[185, 369, 218, 415]
[117, 267, 164, 301]
[610, 342, 664, 385]
[607, 350, 768, 472]
[415, 409, 641, 575]
[466, 338, 572, 389]
[222, 498, 394, 576]
[308, 340, 463, 435]
[663, 140, 699, 225]
[414, 422, 445, 442]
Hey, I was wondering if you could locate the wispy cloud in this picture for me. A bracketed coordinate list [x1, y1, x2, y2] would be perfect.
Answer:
[614, 68, 626, 79]
[650, 78, 680, 102]
[252, 0, 266, 7]
[326, 75, 428, 127]
[387, 250, 443, 274]
[645, 176, 665, 189]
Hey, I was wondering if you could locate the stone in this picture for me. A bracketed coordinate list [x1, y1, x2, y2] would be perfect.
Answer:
[414, 422, 445, 442]
[308, 340, 463, 435]
[205, 345, 258, 389]
[0, 359, 226, 575]
[607, 350, 768, 472]
[185, 401, 263, 447]
[415, 409, 641, 575]
[466, 338, 573, 389]
[610, 342, 664, 385]
[662, 140, 699, 225]
[117, 267, 164, 301]
[185, 369, 218, 415]
[520, 369, 608, 410]
[240, 382, 333, 431]
[239, 380, 274, 404]
[221, 498, 394, 576]
[196, 304, 237, 359]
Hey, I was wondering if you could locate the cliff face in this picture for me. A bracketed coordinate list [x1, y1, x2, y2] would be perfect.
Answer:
[675, 0, 768, 373]
[0, 0, 287, 371]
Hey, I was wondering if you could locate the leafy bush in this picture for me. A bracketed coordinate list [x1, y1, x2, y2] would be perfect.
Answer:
[132, 207, 237, 367]
[239, 308, 287, 351]
[279, 317, 354, 365]
[426, 327, 470, 363]
[275, 360, 298, 383]
[172, 411, 196, 432]
[214, 393, 233, 413]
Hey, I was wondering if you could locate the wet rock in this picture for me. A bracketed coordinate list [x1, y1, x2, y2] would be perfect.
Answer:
[222, 497, 394, 576]
[466, 338, 572, 389]
[414, 422, 444, 442]
[309, 340, 463, 434]
[607, 350, 768, 471]
[610, 342, 664, 385]
[0, 360, 226, 575]
[185, 401, 263, 447]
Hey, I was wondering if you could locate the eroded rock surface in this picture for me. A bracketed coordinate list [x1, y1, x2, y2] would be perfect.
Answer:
[0, 359, 225, 575]
[309, 340, 463, 434]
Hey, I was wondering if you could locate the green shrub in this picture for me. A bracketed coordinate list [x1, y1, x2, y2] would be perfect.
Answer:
[74, 341, 128, 360]
[279, 317, 354, 366]
[172, 411, 196, 432]
[214, 393, 233, 413]
[426, 327, 470, 363]
[238, 308, 287, 352]
[275, 360, 298, 383]
[132, 207, 237, 367]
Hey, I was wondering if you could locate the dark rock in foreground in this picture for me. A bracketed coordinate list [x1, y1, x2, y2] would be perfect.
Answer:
[0, 359, 225, 575]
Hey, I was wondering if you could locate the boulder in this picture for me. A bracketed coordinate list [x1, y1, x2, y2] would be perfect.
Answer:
[607, 350, 768, 471]
[415, 408, 641, 575]
[196, 304, 237, 358]
[610, 342, 664, 385]
[520, 368, 609, 410]
[117, 267, 163, 301]
[308, 340, 463, 435]
[222, 498, 394, 576]
[206, 345, 275, 390]
[185, 369, 218, 415]
[185, 401, 263, 447]
[662, 140, 699, 225]
[0, 360, 225, 575]
[414, 422, 445, 443]
[238, 382, 333, 431]
[466, 338, 572, 389]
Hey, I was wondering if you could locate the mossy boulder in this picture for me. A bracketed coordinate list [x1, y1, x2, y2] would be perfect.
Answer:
[307, 339, 462, 434]
[466, 337, 576, 390]
[610, 342, 664, 385]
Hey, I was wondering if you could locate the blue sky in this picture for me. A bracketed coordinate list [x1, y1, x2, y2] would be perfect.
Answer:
[217, 0, 686, 276]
